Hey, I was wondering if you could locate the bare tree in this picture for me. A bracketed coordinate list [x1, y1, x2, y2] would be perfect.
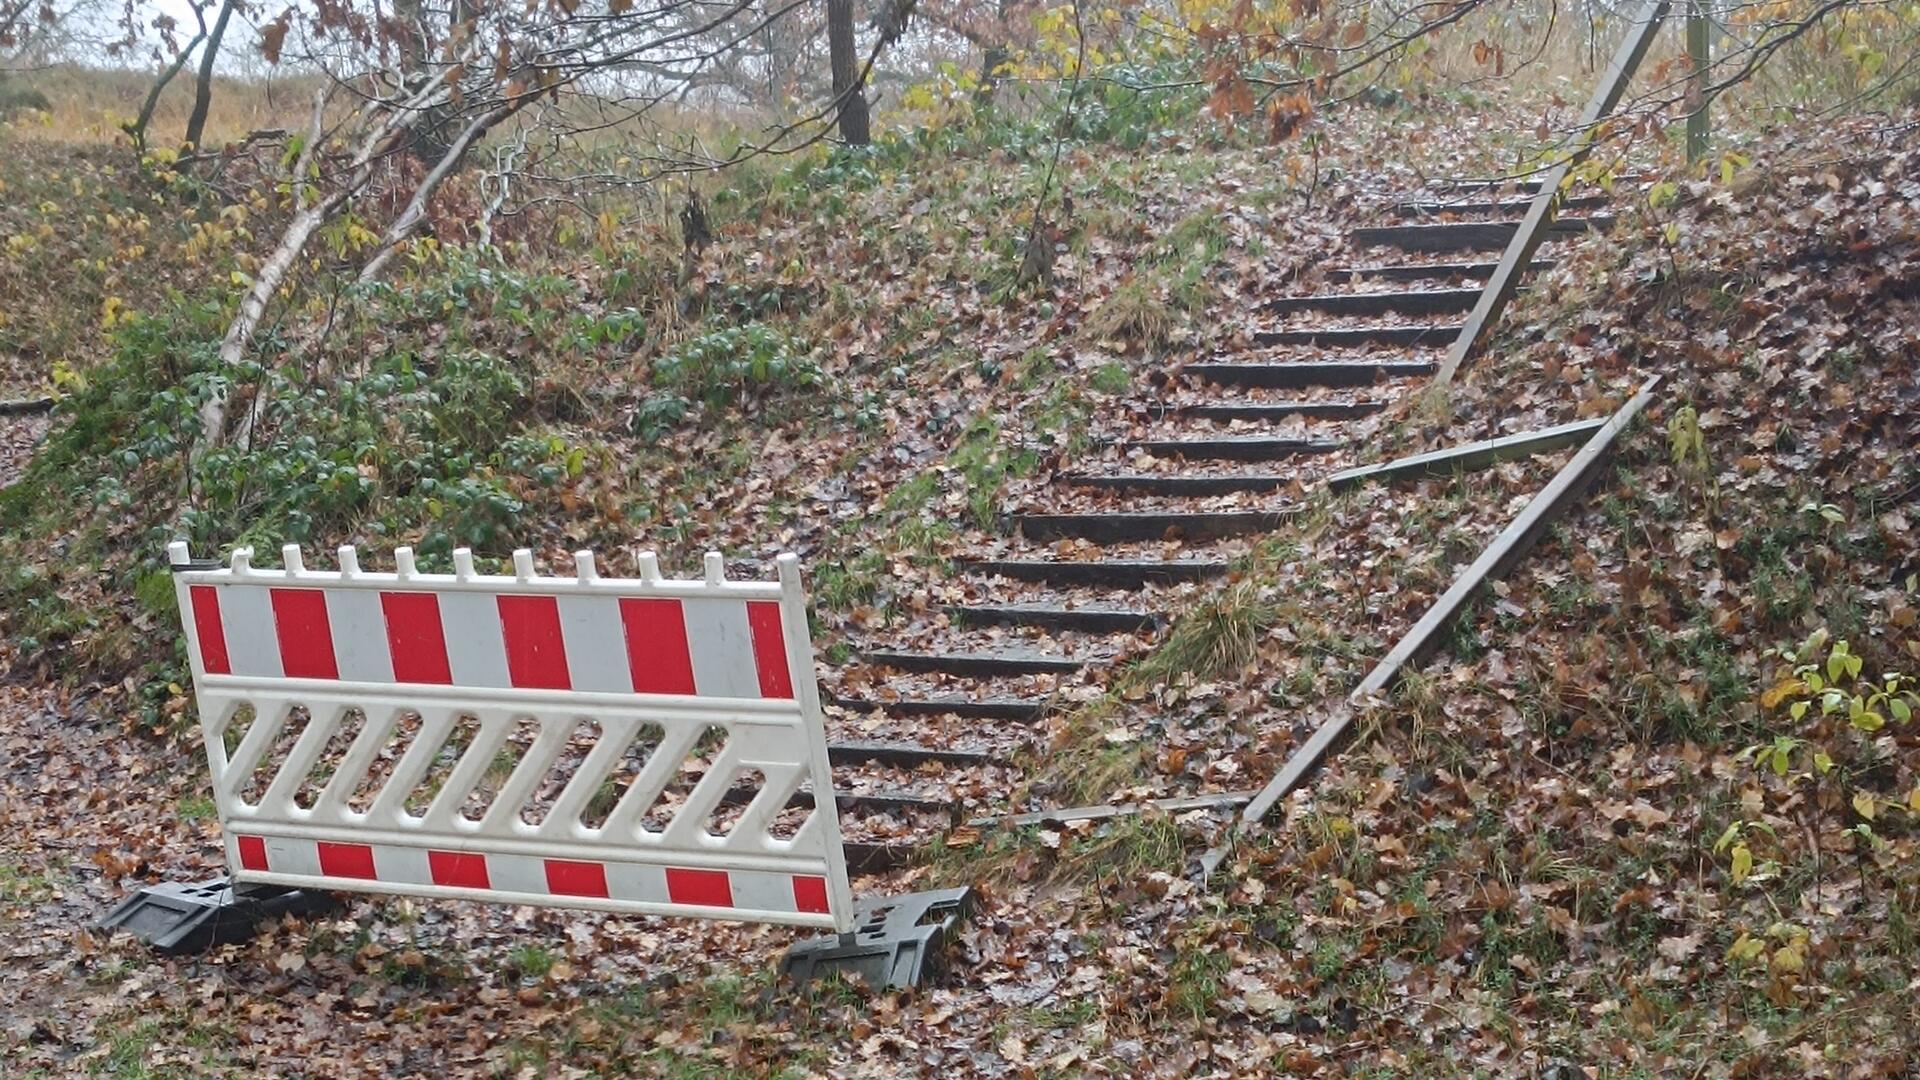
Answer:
[194, 0, 890, 460]
[181, 0, 236, 149]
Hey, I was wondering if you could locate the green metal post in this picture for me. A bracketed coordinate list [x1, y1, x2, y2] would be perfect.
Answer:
[1686, 2, 1710, 163]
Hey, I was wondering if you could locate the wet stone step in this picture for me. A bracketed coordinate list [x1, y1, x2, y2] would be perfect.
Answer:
[862, 649, 1085, 677]
[1184, 359, 1437, 389]
[827, 740, 1002, 768]
[1119, 436, 1343, 462]
[1349, 216, 1614, 253]
[1172, 400, 1388, 422]
[830, 693, 1047, 722]
[961, 558, 1231, 589]
[1012, 510, 1294, 543]
[1252, 323, 1460, 348]
[1391, 194, 1609, 217]
[943, 603, 1161, 634]
[1263, 288, 1480, 318]
[1066, 472, 1295, 497]
[1324, 259, 1551, 283]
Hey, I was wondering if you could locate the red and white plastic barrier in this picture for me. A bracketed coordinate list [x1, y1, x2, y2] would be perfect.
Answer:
[168, 541, 854, 932]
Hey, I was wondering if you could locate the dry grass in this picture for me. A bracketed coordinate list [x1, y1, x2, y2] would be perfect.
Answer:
[1, 64, 321, 146]
[1079, 277, 1175, 353]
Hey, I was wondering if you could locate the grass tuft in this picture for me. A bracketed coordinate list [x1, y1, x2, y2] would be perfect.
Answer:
[1129, 581, 1278, 686]
[1080, 279, 1174, 353]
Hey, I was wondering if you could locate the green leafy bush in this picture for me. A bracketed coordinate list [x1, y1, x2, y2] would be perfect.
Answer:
[653, 322, 822, 410]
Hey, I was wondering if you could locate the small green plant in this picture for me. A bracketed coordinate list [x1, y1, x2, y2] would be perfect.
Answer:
[628, 392, 689, 440]
[1718, 630, 1919, 884]
[653, 322, 822, 410]
[508, 944, 557, 981]
[1089, 362, 1132, 395]
[1667, 403, 1715, 507]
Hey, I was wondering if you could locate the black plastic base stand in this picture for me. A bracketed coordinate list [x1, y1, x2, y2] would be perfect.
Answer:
[780, 886, 977, 990]
[98, 877, 336, 955]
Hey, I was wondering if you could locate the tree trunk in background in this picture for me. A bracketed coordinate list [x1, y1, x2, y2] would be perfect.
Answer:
[182, 0, 235, 150]
[975, 0, 1014, 104]
[827, 0, 869, 145]
[125, 28, 204, 154]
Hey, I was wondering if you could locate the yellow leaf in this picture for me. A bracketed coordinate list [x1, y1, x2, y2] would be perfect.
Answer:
[1726, 933, 1766, 963]
[1908, 786, 1920, 813]
[1853, 791, 1877, 820]
[1730, 843, 1753, 884]
[1769, 943, 1803, 974]
[1760, 677, 1804, 709]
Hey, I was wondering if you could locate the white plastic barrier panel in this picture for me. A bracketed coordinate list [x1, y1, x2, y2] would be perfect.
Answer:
[167, 541, 854, 932]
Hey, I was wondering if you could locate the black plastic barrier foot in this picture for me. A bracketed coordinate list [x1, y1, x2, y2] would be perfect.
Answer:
[780, 886, 977, 990]
[99, 878, 335, 955]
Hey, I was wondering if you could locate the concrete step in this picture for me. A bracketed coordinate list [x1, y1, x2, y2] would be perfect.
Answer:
[1184, 359, 1436, 389]
[1012, 510, 1294, 543]
[1066, 473, 1292, 496]
[862, 649, 1084, 677]
[1430, 172, 1643, 194]
[829, 693, 1047, 722]
[944, 603, 1160, 634]
[827, 741, 999, 768]
[1324, 260, 1551, 283]
[1174, 400, 1386, 422]
[961, 558, 1231, 589]
[1391, 194, 1609, 217]
[1253, 323, 1460, 348]
[1349, 216, 1614, 253]
[1120, 436, 1343, 462]
[842, 840, 917, 872]
[1263, 288, 1480, 318]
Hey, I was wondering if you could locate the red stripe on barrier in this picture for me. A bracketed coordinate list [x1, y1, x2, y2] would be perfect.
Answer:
[189, 586, 231, 675]
[665, 867, 733, 908]
[745, 601, 793, 699]
[544, 859, 609, 898]
[792, 875, 830, 914]
[381, 591, 453, 685]
[619, 597, 697, 695]
[317, 841, 378, 880]
[499, 596, 572, 690]
[428, 850, 491, 890]
[236, 835, 267, 871]
[270, 588, 340, 679]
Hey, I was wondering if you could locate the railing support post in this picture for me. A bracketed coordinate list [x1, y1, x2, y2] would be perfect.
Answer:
[1686, 0, 1711, 164]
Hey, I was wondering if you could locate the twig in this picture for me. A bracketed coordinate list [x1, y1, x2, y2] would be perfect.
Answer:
[1014, 0, 1087, 289]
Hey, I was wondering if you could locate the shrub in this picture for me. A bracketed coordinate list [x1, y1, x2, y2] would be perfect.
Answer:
[652, 322, 822, 411]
